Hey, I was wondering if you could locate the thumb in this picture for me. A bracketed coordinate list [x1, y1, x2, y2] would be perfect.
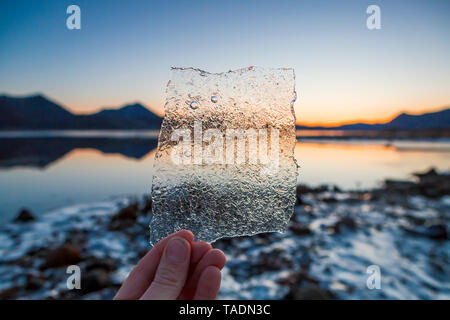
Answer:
[140, 237, 191, 300]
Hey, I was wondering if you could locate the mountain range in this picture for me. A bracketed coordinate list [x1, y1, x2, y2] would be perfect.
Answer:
[297, 108, 450, 130]
[0, 94, 448, 130]
[0, 94, 162, 130]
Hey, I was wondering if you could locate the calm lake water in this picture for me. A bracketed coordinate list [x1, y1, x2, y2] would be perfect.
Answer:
[0, 131, 449, 223]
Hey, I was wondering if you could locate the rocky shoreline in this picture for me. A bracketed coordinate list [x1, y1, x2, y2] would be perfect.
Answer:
[0, 168, 449, 300]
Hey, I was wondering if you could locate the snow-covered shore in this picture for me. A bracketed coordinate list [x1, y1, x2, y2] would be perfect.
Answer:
[1, 169, 449, 300]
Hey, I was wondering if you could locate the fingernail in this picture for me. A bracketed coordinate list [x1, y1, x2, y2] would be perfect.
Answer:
[166, 238, 188, 263]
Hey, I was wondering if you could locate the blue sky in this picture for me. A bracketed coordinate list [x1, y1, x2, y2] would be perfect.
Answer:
[1, 0, 449, 124]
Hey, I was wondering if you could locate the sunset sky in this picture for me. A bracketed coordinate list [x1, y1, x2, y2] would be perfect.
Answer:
[1, 0, 449, 125]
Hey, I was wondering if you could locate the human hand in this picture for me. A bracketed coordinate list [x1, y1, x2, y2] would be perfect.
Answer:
[114, 230, 226, 300]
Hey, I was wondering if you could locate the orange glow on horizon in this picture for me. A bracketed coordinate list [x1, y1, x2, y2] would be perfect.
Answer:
[295, 106, 449, 127]
[57, 94, 449, 128]
[297, 116, 393, 127]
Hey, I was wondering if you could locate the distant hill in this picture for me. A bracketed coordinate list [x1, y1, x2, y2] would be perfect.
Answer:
[0, 94, 162, 130]
[297, 108, 450, 130]
[0, 95, 73, 129]
[384, 109, 450, 130]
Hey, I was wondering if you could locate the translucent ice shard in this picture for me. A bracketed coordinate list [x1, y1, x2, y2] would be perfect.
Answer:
[150, 66, 298, 245]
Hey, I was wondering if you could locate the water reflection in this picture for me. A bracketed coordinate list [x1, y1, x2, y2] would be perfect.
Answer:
[0, 137, 158, 168]
[295, 140, 450, 189]
[0, 134, 448, 223]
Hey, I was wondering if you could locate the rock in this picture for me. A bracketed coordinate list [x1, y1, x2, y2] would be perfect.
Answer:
[65, 229, 89, 247]
[112, 204, 138, 221]
[426, 224, 448, 240]
[295, 193, 304, 205]
[402, 223, 448, 240]
[285, 284, 335, 300]
[296, 185, 308, 196]
[384, 168, 450, 198]
[384, 179, 416, 193]
[81, 269, 111, 294]
[25, 273, 46, 290]
[257, 248, 292, 271]
[297, 184, 328, 195]
[13, 209, 35, 223]
[416, 169, 450, 198]
[0, 286, 22, 299]
[331, 216, 357, 233]
[322, 196, 338, 203]
[109, 204, 138, 230]
[296, 184, 329, 204]
[142, 197, 152, 214]
[278, 271, 318, 286]
[339, 216, 357, 229]
[289, 222, 312, 236]
[413, 168, 438, 180]
[41, 244, 82, 269]
[405, 214, 426, 226]
[84, 257, 117, 272]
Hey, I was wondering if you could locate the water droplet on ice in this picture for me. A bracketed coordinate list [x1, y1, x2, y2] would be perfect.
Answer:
[190, 101, 199, 109]
[211, 95, 218, 103]
[291, 92, 297, 103]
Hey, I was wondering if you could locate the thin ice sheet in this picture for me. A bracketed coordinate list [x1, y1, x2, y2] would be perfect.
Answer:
[150, 66, 298, 245]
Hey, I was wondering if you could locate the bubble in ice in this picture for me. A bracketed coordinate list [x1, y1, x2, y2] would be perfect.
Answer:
[150, 66, 298, 245]
[210, 95, 218, 103]
[189, 101, 199, 109]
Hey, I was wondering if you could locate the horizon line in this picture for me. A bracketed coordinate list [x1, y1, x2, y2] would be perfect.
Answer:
[1, 92, 448, 127]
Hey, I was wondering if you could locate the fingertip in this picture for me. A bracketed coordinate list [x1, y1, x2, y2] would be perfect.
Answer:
[194, 266, 221, 300]
[207, 249, 227, 270]
[174, 230, 195, 243]
[140, 236, 191, 300]
[191, 241, 212, 265]
[165, 237, 191, 264]
[194, 241, 212, 249]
